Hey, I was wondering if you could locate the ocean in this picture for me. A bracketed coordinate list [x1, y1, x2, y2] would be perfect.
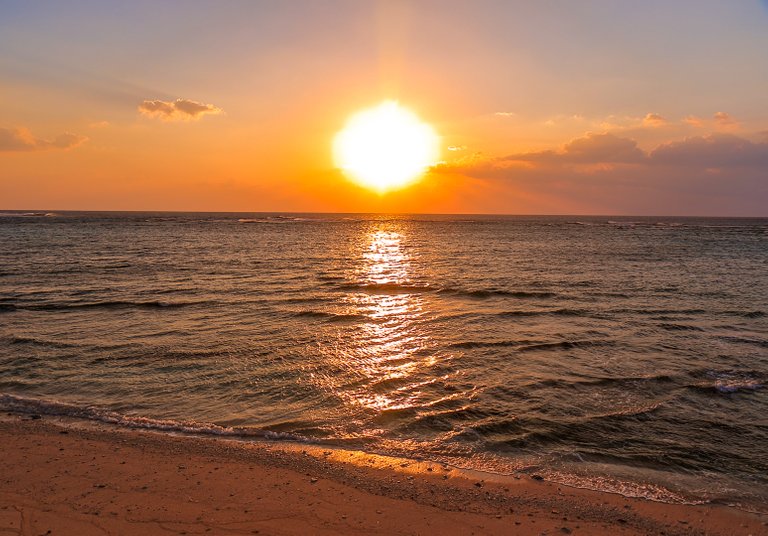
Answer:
[1, 211, 766, 511]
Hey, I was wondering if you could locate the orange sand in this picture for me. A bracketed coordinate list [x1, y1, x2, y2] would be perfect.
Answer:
[0, 416, 765, 535]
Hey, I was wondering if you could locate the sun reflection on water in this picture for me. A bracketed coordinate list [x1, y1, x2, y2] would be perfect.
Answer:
[360, 230, 411, 285]
[336, 228, 439, 414]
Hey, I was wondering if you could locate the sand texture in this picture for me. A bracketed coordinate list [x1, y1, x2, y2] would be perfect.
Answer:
[0, 416, 765, 535]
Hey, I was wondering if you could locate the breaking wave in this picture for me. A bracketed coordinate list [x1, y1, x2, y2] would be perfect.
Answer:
[0, 393, 310, 442]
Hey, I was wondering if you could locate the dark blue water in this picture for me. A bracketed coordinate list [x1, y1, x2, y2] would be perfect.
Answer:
[1, 211, 766, 509]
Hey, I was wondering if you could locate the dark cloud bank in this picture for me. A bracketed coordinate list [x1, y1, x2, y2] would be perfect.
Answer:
[436, 132, 768, 215]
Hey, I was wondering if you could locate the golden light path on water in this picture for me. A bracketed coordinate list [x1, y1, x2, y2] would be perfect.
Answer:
[348, 229, 436, 412]
[309, 227, 456, 425]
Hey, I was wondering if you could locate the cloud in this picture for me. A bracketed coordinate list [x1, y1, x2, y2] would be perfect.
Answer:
[534, 111, 748, 137]
[437, 132, 768, 186]
[138, 98, 223, 121]
[683, 115, 705, 128]
[543, 114, 587, 127]
[650, 133, 768, 168]
[494, 111, 517, 118]
[433, 131, 768, 215]
[713, 111, 736, 126]
[0, 127, 88, 152]
[502, 132, 646, 164]
[447, 145, 467, 151]
[488, 130, 768, 171]
[453, 132, 768, 172]
[642, 113, 667, 127]
[562, 133, 646, 163]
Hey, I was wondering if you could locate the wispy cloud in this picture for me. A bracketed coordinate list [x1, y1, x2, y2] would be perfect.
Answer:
[138, 98, 223, 121]
[540, 111, 742, 135]
[0, 127, 87, 152]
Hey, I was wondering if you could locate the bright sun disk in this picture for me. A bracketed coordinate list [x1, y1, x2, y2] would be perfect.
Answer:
[334, 101, 440, 193]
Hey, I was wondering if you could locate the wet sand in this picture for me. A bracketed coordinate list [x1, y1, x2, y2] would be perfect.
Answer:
[0, 416, 765, 535]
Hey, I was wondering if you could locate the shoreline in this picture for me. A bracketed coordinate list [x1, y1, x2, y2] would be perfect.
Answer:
[1, 415, 765, 535]
[0, 392, 753, 511]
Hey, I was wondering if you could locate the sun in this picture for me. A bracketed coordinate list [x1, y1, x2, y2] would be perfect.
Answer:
[333, 101, 440, 193]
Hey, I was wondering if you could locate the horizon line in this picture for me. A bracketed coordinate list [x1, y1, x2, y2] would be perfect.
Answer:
[2, 209, 767, 219]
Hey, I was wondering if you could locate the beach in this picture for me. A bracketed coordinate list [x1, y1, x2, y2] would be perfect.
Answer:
[4, 0, 768, 533]
[1, 416, 765, 536]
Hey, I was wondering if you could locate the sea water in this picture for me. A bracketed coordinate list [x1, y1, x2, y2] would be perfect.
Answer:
[1, 211, 766, 510]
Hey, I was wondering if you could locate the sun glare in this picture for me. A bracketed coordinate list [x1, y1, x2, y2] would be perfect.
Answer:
[334, 101, 440, 193]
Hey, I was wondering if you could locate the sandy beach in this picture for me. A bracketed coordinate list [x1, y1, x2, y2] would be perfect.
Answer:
[0, 415, 764, 536]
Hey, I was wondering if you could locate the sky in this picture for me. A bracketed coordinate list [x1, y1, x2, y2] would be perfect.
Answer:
[1, 0, 767, 215]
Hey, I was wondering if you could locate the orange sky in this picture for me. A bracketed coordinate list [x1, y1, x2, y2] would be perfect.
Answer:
[1, 1, 767, 215]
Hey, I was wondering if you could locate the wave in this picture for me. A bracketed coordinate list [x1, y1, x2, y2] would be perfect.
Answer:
[621, 308, 764, 319]
[292, 310, 369, 322]
[517, 339, 615, 352]
[604, 220, 685, 228]
[4, 335, 83, 349]
[449, 339, 536, 350]
[657, 323, 705, 332]
[495, 370, 765, 398]
[519, 374, 676, 391]
[238, 216, 309, 224]
[527, 370, 764, 396]
[438, 288, 558, 299]
[0, 393, 311, 442]
[335, 282, 433, 294]
[495, 308, 588, 318]
[12, 300, 212, 312]
[333, 281, 557, 300]
[468, 401, 667, 446]
[717, 336, 768, 349]
[544, 470, 702, 505]
[710, 380, 764, 394]
[316, 274, 345, 282]
[0, 212, 58, 217]
[612, 308, 708, 316]
[688, 370, 765, 395]
[275, 296, 334, 304]
[448, 338, 613, 352]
